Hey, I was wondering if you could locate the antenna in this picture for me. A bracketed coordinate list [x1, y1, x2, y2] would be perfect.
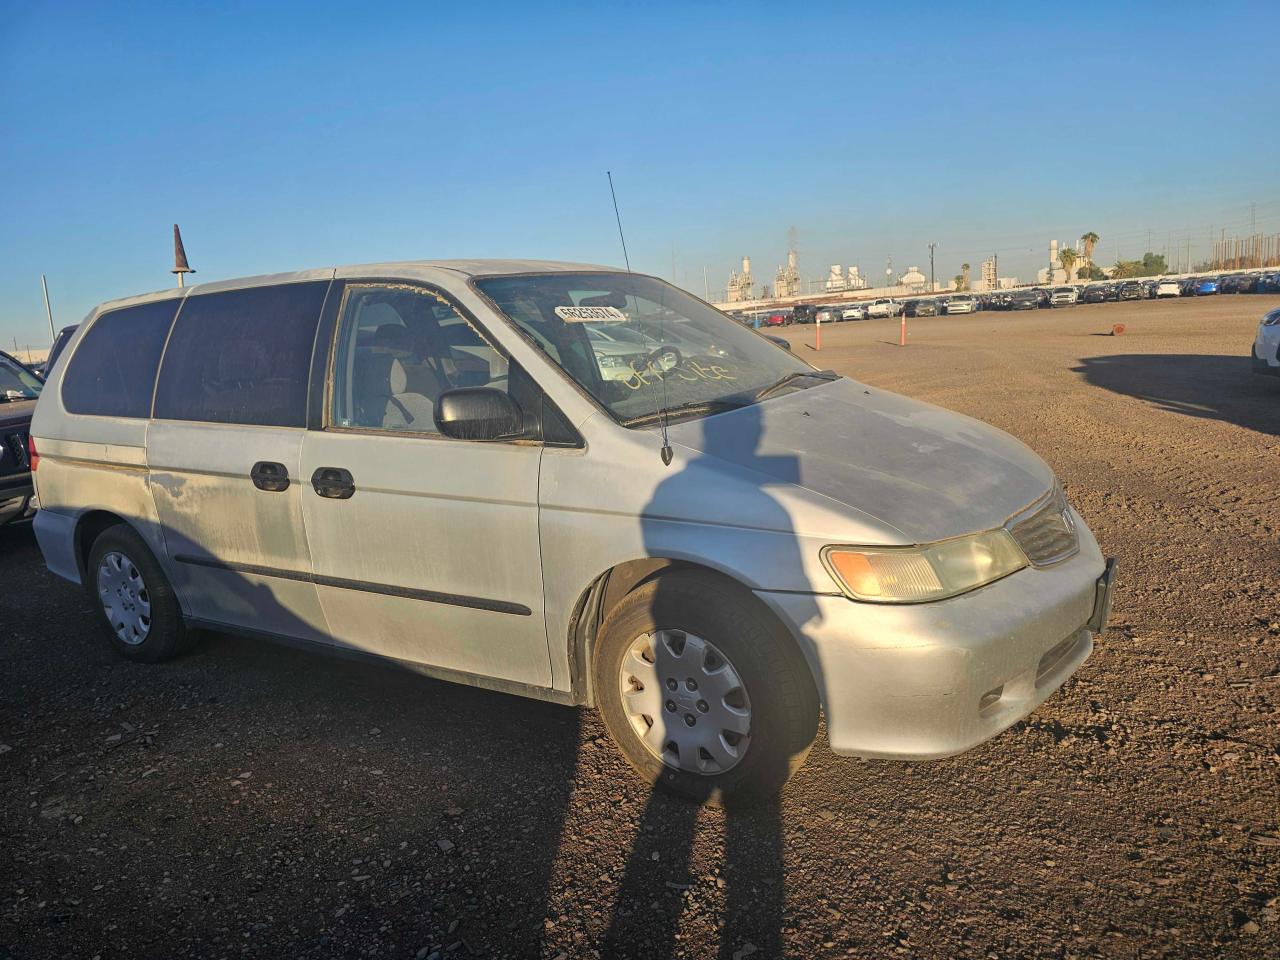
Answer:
[172, 224, 195, 287]
[606, 171, 672, 466]
[606, 172, 631, 272]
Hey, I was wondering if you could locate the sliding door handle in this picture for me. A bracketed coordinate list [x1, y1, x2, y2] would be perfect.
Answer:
[311, 466, 355, 500]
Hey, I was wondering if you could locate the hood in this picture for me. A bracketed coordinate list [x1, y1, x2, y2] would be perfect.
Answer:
[0, 397, 37, 432]
[663, 378, 1054, 543]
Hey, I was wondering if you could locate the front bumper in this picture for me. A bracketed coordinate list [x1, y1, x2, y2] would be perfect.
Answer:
[0, 475, 34, 526]
[1253, 340, 1280, 376]
[758, 521, 1113, 760]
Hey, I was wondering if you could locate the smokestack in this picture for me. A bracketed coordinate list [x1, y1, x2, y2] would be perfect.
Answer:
[171, 224, 195, 287]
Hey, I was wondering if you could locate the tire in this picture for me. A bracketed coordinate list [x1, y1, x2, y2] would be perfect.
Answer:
[593, 570, 819, 804]
[86, 523, 190, 663]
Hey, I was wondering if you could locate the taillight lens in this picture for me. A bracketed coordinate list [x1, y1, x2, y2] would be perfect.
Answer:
[27, 435, 38, 471]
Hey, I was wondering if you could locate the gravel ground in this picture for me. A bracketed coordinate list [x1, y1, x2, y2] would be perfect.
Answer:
[2, 295, 1278, 959]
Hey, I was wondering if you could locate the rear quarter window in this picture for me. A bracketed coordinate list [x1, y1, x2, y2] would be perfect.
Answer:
[153, 282, 329, 427]
[62, 300, 178, 418]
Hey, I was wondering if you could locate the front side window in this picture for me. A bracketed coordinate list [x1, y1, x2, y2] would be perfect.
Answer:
[474, 272, 819, 425]
[62, 299, 176, 417]
[0, 353, 43, 401]
[330, 284, 510, 434]
[154, 282, 328, 427]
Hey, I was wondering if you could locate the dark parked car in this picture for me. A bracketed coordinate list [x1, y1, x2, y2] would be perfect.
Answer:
[30, 327, 80, 378]
[905, 298, 939, 317]
[1007, 289, 1040, 311]
[1194, 277, 1220, 295]
[1117, 281, 1144, 301]
[1080, 284, 1113, 303]
[0, 349, 42, 527]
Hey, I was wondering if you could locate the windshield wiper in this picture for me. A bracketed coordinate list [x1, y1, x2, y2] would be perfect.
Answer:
[754, 370, 839, 401]
[621, 398, 747, 428]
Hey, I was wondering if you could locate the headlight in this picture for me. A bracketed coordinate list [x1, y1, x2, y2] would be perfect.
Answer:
[823, 529, 1028, 603]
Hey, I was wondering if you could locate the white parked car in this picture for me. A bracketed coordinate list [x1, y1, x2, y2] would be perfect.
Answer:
[1252, 308, 1280, 378]
[1155, 278, 1182, 298]
[866, 298, 902, 318]
[944, 295, 978, 315]
[840, 304, 868, 321]
[1049, 287, 1079, 307]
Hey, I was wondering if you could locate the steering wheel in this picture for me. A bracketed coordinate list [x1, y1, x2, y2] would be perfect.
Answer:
[643, 345, 682, 372]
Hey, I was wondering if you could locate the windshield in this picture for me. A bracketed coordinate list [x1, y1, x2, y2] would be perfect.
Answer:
[474, 272, 820, 425]
[0, 354, 42, 400]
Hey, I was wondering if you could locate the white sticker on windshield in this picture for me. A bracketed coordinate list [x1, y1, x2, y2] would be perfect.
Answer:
[554, 305, 628, 323]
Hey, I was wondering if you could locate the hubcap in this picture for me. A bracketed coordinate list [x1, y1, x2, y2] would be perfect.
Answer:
[618, 630, 752, 775]
[96, 551, 151, 645]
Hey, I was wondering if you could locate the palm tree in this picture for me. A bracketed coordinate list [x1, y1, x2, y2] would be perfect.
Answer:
[1080, 232, 1100, 264]
[961, 263, 971, 290]
[1058, 248, 1078, 283]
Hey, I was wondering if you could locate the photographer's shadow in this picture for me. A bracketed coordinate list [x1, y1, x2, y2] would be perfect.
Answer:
[601, 401, 818, 958]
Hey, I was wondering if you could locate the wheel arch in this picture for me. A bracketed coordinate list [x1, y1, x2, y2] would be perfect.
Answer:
[565, 557, 810, 708]
[74, 509, 130, 579]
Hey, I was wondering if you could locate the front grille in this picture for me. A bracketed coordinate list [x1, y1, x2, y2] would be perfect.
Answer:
[4, 432, 29, 471]
[1008, 488, 1079, 566]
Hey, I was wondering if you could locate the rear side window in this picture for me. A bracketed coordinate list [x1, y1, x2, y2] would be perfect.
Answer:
[154, 282, 328, 427]
[62, 300, 177, 418]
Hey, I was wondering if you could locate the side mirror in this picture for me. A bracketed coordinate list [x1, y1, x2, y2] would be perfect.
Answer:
[434, 387, 523, 441]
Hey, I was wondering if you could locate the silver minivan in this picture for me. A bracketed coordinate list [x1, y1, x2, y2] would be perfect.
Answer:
[30, 260, 1115, 800]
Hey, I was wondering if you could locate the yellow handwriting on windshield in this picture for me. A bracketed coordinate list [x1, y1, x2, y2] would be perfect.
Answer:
[621, 360, 738, 391]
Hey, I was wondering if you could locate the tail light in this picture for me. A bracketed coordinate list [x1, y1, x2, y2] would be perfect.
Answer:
[27, 434, 38, 472]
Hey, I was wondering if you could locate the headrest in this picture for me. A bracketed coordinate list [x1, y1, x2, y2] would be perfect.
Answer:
[372, 323, 413, 356]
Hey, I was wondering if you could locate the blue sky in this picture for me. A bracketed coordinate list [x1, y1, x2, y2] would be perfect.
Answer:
[1, 0, 1276, 349]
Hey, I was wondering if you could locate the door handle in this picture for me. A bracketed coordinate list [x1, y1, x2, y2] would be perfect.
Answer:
[311, 466, 355, 500]
[250, 461, 290, 493]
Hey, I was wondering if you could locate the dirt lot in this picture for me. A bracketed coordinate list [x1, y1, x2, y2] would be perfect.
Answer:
[2, 295, 1278, 959]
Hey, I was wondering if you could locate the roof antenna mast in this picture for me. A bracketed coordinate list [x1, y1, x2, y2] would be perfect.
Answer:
[606, 172, 672, 466]
[172, 224, 195, 287]
[606, 171, 631, 273]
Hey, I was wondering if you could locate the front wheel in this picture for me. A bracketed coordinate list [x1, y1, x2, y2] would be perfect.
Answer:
[594, 571, 819, 803]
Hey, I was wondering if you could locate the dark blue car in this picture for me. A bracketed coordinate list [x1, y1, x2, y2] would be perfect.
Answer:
[1194, 277, 1220, 295]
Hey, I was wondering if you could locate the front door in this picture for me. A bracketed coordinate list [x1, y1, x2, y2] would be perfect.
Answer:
[147, 278, 333, 643]
[299, 281, 551, 688]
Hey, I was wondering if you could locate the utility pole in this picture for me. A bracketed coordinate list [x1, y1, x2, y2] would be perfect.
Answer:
[702, 266, 709, 300]
[40, 274, 55, 340]
[993, 252, 998, 288]
[927, 242, 936, 292]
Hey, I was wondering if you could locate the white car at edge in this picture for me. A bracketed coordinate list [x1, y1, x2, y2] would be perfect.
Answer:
[1252, 308, 1280, 378]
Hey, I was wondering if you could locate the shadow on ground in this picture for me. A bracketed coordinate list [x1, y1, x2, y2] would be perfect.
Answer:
[1073, 354, 1280, 435]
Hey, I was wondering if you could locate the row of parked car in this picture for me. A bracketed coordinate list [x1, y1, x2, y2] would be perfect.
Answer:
[727, 269, 1280, 326]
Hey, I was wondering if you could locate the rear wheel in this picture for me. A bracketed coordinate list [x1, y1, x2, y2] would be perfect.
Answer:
[86, 524, 189, 662]
[594, 571, 819, 803]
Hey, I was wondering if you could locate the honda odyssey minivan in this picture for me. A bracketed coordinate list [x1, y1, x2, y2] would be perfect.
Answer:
[31, 260, 1115, 799]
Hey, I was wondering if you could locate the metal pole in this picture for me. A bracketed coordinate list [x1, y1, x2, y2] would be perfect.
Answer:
[928, 242, 936, 292]
[40, 274, 55, 340]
